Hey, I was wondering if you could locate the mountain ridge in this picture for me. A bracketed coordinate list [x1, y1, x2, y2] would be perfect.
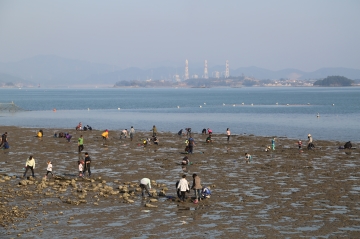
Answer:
[1, 55, 359, 87]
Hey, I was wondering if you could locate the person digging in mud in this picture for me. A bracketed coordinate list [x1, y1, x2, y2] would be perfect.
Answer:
[181, 156, 189, 165]
[245, 152, 252, 164]
[140, 177, 152, 197]
[23, 155, 36, 178]
[102, 129, 109, 145]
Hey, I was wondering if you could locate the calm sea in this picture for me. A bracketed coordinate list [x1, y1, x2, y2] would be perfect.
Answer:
[0, 87, 359, 142]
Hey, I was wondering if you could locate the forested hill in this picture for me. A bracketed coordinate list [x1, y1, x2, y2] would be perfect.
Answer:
[313, 76, 354, 86]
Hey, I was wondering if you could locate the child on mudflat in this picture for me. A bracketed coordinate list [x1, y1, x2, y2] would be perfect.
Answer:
[45, 161, 53, 178]
[245, 153, 252, 164]
[78, 161, 84, 177]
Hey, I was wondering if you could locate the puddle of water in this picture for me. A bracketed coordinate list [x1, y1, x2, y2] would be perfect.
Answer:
[199, 223, 217, 228]
[296, 225, 321, 231]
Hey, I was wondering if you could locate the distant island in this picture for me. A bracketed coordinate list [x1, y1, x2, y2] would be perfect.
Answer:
[1, 55, 360, 87]
[114, 75, 359, 88]
[313, 76, 354, 87]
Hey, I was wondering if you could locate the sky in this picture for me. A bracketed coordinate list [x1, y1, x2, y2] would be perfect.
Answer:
[0, 0, 359, 71]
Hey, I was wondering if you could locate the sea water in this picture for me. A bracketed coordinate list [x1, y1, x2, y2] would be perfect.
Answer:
[0, 87, 359, 142]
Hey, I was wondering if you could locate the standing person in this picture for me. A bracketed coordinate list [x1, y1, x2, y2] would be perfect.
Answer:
[78, 135, 84, 153]
[177, 174, 189, 202]
[307, 134, 314, 150]
[78, 161, 84, 177]
[175, 180, 181, 199]
[83, 152, 91, 177]
[102, 129, 109, 144]
[191, 174, 202, 204]
[0, 132, 7, 147]
[23, 156, 36, 178]
[271, 138, 276, 150]
[151, 125, 157, 137]
[188, 136, 195, 154]
[226, 128, 231, 142]
[65, 133, 72, 143]
[185, 128, 192, 137]
[245, 153, 252, 164]
[129, 126, 135, 141]
[139, 177, 152, 197]
[45, 161, 53, 178]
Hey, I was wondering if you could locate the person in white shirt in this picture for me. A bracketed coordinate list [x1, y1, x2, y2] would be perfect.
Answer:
[45, 161, 53, 178]
[120, 129, 128, 139]
[177, 174, 189, 202]
[129, 126, 135, 141]
[23, 155, 36, 178]
[140, 178, 152, 197]
[226, 128, 231, 142]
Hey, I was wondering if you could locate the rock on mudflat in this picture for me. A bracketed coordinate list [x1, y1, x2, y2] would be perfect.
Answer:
[145, 203, 157, 208]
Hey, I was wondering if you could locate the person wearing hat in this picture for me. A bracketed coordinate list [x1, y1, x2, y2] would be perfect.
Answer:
[307, 134, 314, 150]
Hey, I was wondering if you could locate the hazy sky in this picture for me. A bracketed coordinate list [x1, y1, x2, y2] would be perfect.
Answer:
[0, 0, 359, 71]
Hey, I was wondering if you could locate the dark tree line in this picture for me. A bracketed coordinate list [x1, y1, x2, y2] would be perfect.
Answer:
[314, 76, 354, 86]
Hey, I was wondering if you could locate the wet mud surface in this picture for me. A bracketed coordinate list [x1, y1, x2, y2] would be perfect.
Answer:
[0, 126, 359, 238]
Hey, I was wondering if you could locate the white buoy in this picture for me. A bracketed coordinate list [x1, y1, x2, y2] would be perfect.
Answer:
[204, 103, 206, 105]
[241, 103, 244, 105]
[223, 103, 225, 106]
[177, 106, 180, 108]
[332, 104, 335, 106]
[276, 102, 278, 105]
[307, 103, 310, 105]
[233, 104, 236, 107]
[251, 103, 253, 106]
[286, 104, 289, 106]
[199, 105, 202, 108]
[118, 108, 120, 110]
[88, 108, 90, 111]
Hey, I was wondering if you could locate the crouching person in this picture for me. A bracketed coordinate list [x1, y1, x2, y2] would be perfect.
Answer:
[201, 186, 211, 199]
[140, 178, 152, 197]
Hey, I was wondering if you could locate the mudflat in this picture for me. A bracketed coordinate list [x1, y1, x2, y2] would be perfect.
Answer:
[0, 126, 359, 238]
